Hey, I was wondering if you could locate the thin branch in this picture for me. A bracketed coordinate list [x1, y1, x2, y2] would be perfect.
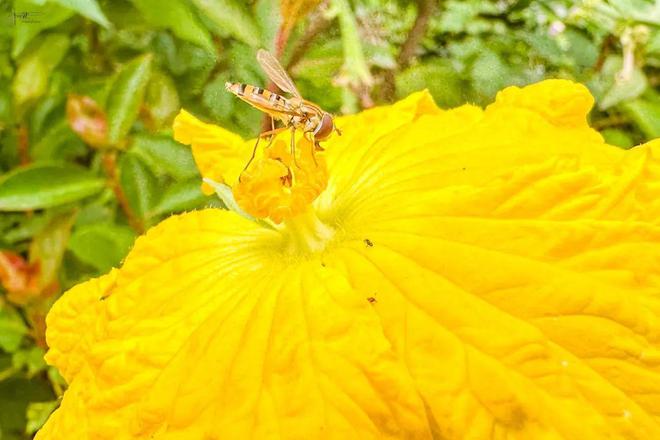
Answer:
[286, 12, 333, 71]
[382, 0, 438, 101]
[101, 151, 144, 234]
[594, 34, 616, 72]
[274, 24, 289, 60]
[398, 0, 436, 66]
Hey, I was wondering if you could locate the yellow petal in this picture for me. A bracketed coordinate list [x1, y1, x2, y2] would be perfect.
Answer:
[318, 80, 660, 437]
[488, 79, 595, 129]
[39, 209, 431, 439]
[39, 81, 660, 439]
[173, 110, 251, 193]
[327, 152, 660, 436]
[43, 269, 118, 383]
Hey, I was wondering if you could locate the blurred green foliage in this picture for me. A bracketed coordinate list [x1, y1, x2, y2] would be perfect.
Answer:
[0, 0, 659, 438]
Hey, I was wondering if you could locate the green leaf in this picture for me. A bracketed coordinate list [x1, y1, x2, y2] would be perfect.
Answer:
[0, 352, 10, 375]
[290, 41, 344, 80]
[130, 0, 213, 50]
[2, 211, 52, 244]
[73, 189, 115, 227]
[11, 33, 70, 115]
[191, 0, 261, 47]
[563, 29, 599, 69]
[72, 189, 114, 227]
[0, 303, 27, 353]
[0, 78, 13, 125]
[620, 97, 660, 139]
[601, 128, 635, 149]
[30, 119, 87, 162]
[470, 50, 514, 101]
[203, 72, 236, 120]
[290, 41, 344, 111]
[595, 56, 648, 110]
[437, 1, 471, 33]
[26, 400, 58, 436]
[107, 54, 153, 145]
[47, 366, 66, 396]
[0, 164, 106, 211]
[29, 71, 71, 138]
[68, 223, 136, 273]
[12, 0, 74, 58]
[608, 0, 660, 25]
[600, 73, 648, 110]
[523, 32, 564, 64]
[151, 178, 211, 216]
[447, 37, 483, 60]
[119, 153, 158, 223]
[173, 43, 217, 99]
[51, 0, 110, 27]
[130, 134, 198, 180]
[12, 346, 47, 377]
[0, 378, 53, 440]
[144, 70, 180, 129]
[204, 178, 255, 221]
[254, 0, 280, 49]
[397, 61, 464, 108]
[29, 212, 76, 290]
[437, 0, 484, 33]
[647, 30, 660, 56]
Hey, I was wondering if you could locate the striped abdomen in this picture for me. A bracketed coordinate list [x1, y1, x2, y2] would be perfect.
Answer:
[224, 82, 295, 119]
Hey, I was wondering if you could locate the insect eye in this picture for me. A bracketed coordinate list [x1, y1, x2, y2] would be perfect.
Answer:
[313, 113, 334, 140]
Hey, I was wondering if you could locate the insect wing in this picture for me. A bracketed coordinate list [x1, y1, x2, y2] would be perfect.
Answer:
[256, 49, 302, 98]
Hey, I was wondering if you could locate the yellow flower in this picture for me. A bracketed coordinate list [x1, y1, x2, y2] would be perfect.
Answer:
[38, 80, 660, 439]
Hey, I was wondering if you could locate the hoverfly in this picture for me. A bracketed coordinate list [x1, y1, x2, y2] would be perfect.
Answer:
[225, 49, 341, 171]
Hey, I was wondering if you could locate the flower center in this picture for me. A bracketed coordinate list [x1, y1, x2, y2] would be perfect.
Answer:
[281, 208, 334, 255]
[232, 134, 329, 224]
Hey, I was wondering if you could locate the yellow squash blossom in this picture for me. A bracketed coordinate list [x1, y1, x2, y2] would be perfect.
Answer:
[38, 80, 660, 439]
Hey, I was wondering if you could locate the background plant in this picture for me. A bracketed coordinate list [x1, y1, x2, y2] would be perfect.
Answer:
[0, 0, 658, 438]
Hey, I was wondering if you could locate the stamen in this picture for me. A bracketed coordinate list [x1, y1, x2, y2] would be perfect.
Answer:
[232, 133, 328, 224]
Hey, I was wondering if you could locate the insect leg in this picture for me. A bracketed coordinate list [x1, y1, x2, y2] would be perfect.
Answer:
[311, 144, 318, 167]
[266, 116, 276, 148]
[308, 134, 319, 167]
[241, 127, 289, 177]
[290, 126, 300, 168]
[260, 127, 288, 137]
[242, 136, 261, 176]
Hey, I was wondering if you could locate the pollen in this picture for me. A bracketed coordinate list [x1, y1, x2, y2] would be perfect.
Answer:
[233, 134, 328, 224]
